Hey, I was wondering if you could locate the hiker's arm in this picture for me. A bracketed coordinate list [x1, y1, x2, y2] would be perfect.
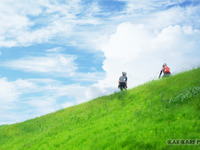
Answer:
[125, 77, 127, 88]
[159, 70, 162, 78]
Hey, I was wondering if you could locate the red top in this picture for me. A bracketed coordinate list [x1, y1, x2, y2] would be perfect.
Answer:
[163, 66, 170, 73]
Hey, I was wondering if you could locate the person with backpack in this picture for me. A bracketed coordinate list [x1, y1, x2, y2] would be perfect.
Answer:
[159, 63, 171, 78]
[118, 72, 127, 91]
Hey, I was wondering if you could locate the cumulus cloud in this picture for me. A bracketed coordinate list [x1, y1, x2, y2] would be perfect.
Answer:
[98, 23, 200, 91]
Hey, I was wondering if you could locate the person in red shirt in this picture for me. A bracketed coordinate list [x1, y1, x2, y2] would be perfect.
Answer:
[159, 63, 171, 78]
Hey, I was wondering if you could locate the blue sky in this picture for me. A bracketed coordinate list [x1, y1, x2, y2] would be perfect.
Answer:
[0, 0, 200, 125]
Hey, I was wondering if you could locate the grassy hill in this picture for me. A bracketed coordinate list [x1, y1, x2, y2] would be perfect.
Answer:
[0, 68, 200, 150]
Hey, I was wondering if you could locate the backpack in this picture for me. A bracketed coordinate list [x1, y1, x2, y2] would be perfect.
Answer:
[119, 76, 126, 83]
[164, 66, 170, 73]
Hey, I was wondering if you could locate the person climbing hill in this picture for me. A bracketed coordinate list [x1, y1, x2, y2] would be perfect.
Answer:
[118, 72, 127, 91]
[159, 63, 171, 78]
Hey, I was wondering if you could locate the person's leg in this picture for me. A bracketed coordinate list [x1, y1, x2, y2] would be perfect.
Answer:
[119, 82, 123, 91]
[122, 83, 126, 90]
[163, 73, 171, 77]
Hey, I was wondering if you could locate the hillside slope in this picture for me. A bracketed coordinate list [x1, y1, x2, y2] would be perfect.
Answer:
[0, 68, 200, 150]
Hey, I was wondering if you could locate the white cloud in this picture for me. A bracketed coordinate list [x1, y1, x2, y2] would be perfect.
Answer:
[0, 78, 38, 105]
[145, 5, 200, 30]
[62, 102, 75, 108]
[97, 23, 200, 91]
[46, 47, 64, 53]
[0, 77, 38, 124]
[123, 0, 166, 13]
[0, 77, 106, 125]
[0, 78, 74, 124]
[0, 78, 18, 102]
[120, 0, 189, 14]
[0, 0, 103, 47]
[73, 72, 105, 82]
[0, 0, 199, 49]
[1, 52, 105, 82]
[26, 97, 58, 115]
[2, 54, 77, 76]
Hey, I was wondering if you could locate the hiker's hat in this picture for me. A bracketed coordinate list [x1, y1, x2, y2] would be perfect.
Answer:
[163, 63, 167, 67]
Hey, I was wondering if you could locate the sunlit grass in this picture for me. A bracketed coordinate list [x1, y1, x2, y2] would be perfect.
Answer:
[0, 68, 200, 150]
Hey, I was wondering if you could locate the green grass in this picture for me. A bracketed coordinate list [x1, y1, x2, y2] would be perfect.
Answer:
[0, 68, 200, 150]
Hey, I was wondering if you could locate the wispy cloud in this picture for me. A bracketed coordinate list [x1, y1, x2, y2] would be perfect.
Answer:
[1, 0, 199, 48]
[0, 78, 19, 102]
[1, 51, 105, 82]
[46, 47, 65, 53]
[0, 77, 105, 124]
[2, 54, 77, 76]
[0, 0, 105, 48]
